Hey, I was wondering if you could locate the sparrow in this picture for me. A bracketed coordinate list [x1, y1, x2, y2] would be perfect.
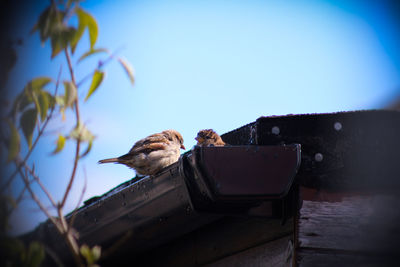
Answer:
[98, 129, 185, 175]
[195, 129, 226, 146]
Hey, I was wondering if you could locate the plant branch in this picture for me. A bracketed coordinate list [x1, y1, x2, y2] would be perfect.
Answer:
[18, 167, 59, 228]
[56, 205, 83, 267]
[18, 161, 83, 267]
[23, 161, 57, 208]
[68, 167, 87, 229]
[75, 47, 123, 88]
[60, 48, 81, 208]
[2, 66, 63, 192]
[15, 186, 27, 205]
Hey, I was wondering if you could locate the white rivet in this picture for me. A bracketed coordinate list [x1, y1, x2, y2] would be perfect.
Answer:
[272, 126, 280, 135]
[334, 122, 342, 131]
[315, 153, 323, 162]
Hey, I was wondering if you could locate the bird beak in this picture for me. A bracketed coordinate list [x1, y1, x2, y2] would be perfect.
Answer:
[181, 144, 186, 150]
[195, 137, 198, 141]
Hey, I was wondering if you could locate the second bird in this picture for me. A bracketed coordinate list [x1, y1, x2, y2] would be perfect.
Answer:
[195, 129, 226, 146]
[98, 129, 185, 176]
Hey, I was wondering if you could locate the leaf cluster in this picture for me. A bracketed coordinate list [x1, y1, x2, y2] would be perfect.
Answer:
[80, 244, 101, 267]
[7, 77, 54, 160]
[0, 236, 45, 267]
[32, 2, 98, 59]
[1, 1, 136, 266]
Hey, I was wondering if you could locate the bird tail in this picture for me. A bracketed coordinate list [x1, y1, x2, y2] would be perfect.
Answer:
[98, 157, 120, 164]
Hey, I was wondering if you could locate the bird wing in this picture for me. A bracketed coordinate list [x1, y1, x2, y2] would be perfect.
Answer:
[129, 134, 170, 154]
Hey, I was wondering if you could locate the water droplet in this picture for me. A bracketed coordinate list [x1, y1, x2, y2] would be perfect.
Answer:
[334, 122, 342, 131]
[272, 126, 280, 135]
[315, 153, 323, 162]
[186, 205, 192, 214]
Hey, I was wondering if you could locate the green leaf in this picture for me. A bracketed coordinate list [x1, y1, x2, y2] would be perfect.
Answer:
[72, 8, 99, 53]
[31, 92, 41, 122]
[20, 108, 38, 148]
[30, 77, 52, 91]
[31, 7, 52, 42]
[38, 91, 49, 122]
[82, 11, 98, 50]
[77, 48, 109, 63]
[25, 241, 45, 267]
[10, 77, 51, 119]
[51, 27, 76, 58]
[10, 91, 32, 119]
[25, 77, 53, 119]
[118, 57, 135, 85]
[7, 121, 20, 162]
[80, 244, 93, 264]
[85, 71, 104, 101]
[44, 91, 56, 109]
[18, 93, 33, 112]
[63, 81, 77, 108]
[31, 5, 66, 46]
[80, 244, 101, 265]
[52, 134, 66, 155]
[91, 245, 101, 262]
[80, 139, 93, 158]
[70, 15, 85, 54]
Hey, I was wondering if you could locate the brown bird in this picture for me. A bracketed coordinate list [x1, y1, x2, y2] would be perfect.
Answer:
[98, 129, 185, 175]
[195, 129, 226, 146]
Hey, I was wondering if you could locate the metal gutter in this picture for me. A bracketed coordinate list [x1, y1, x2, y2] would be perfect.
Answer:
[24, 144, 301, 262]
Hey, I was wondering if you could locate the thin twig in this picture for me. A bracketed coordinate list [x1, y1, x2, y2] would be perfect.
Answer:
[18, 167, 60, 228]
[56, 205, 83, 267]
[23, 161, 57, 208]
[18, 159, 82, 267]
[60, 48, 81, 208]
[2, 66, 63, 192]
[63, 0, 76, 23]
[15, 186, 27, 205]
[75, 47, 124, 88]
[68, 167, 87, 229]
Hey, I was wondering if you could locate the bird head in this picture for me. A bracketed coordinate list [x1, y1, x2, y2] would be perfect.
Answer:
[163, 129, 185, 150]
[195, 129, 226, 146]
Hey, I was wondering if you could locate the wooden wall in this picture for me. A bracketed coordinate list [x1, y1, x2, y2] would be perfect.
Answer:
[295, 188, 400, 266]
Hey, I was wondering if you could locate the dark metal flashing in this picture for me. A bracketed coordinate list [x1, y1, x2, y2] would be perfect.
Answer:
[222, 110, 400, 192]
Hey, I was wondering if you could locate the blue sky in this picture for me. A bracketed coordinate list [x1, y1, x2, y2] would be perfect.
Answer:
[4, 0, 400, 235]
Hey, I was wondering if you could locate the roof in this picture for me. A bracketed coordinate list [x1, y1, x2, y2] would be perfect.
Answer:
[23, 109, 400, 265]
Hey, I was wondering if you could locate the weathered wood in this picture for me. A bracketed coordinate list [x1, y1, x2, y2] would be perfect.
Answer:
[297, 248, 391, 267]
[205, 236, 292, 267]
[296, 195, 400, 266]
[117, 217, 293, 267]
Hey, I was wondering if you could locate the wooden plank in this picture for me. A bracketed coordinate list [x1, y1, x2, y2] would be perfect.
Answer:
[296, 194, 400, 266]
[125, 217, 293, 267]
[297, 248, 392, 267]
[205, 236, 292, 267]
[298, 196, 400, 252]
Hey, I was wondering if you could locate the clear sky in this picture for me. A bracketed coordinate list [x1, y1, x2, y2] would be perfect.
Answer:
[3, 0, 400, 235]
